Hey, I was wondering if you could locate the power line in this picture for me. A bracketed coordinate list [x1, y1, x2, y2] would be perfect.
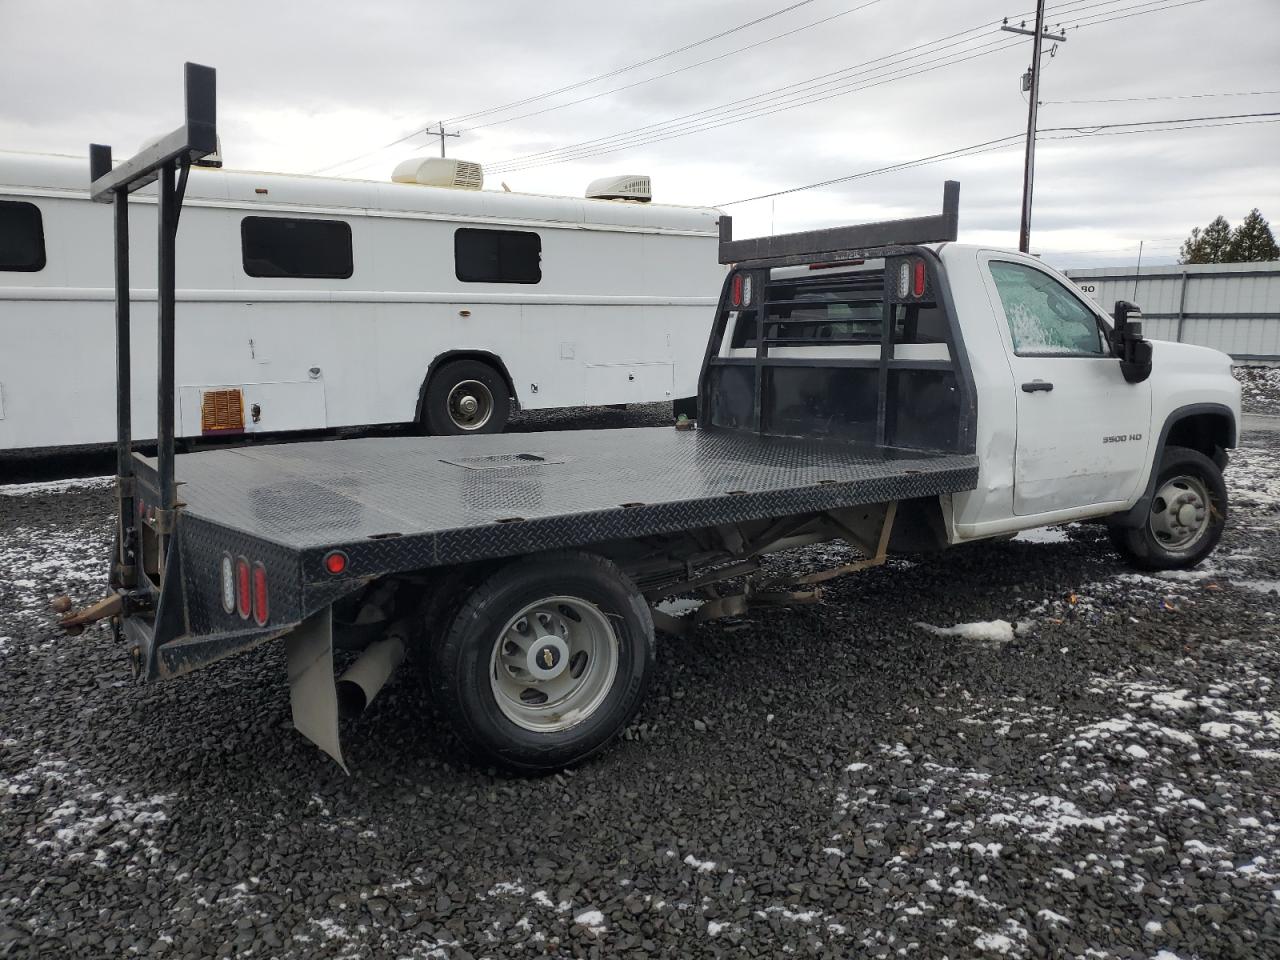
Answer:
[1044, 89, 1280, 105]
[487, 33, 1024, 173]
[1044, 116, 1280, 139]
[717, 135, 1026, 206]
[1043, 111, 1280, 133]
[460, 0, 889, 134]
[316, 0, 1129, 176]
[486, 0, 1200, 174]
[445, 0, 821, 124]
[485, 24, 1010, 169]
[715, 113, 1280, 206]
[309, 0, 824, 174]
[1064, 0, 1206, 28]
[312, 0, 1203, 178]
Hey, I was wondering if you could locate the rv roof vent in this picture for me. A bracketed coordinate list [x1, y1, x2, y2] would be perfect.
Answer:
[586, 174, 651, 202]
[392, 157, 484, 190]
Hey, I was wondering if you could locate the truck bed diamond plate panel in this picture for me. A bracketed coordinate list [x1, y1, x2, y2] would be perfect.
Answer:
[158, 427, 977, 583]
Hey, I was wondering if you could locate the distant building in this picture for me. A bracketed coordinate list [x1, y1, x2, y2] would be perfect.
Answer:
[1066, 261, 1280, 361]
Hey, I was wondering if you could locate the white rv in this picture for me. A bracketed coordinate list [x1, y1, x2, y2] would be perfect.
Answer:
[0, 151, 724, 453]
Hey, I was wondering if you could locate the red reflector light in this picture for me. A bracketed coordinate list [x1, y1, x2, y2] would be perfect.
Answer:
[912, 259, 927, 298]
[251, 563, 269, 627]
[323, 550, 348, 575]
[732, 274, 745, 307]
[235, 556, 251, 619]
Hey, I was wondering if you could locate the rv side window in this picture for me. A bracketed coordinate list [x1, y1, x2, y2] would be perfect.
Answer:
[241, 217, 353, 279]
[455, 228, 541, 284]
[0, 200, 46, 272]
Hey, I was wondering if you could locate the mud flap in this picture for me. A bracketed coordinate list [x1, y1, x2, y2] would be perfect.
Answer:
[284, 607, 347, 773]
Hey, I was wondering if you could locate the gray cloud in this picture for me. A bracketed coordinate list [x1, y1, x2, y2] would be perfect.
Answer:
[2, 0, 1276, 271]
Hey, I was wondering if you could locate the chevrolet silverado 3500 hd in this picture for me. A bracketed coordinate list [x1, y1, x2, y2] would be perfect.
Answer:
[59, 65, 1240, 773]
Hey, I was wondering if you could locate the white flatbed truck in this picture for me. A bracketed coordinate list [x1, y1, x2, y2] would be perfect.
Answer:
[59, 65, 1241, 773]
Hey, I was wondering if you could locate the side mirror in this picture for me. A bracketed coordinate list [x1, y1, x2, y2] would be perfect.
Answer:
[1112, 300, 1152, 384]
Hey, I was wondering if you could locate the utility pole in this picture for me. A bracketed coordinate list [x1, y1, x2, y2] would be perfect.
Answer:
[1002, 4, 1067, 253]
[434, 122, 461, 158]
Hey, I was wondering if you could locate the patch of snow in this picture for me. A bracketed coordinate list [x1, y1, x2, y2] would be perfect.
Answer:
[1037, 909, 1070, 925]
[655, 597, 704, 618]
[573, 908, 606, 933]
[1016, 525, 1071, 544]
[915, 619, 1015, 645]
[683, 854, 717, 873]
[0, 476, 114, 497]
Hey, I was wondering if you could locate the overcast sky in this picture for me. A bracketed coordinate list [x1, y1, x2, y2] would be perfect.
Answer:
[2, 0, 1276, 268]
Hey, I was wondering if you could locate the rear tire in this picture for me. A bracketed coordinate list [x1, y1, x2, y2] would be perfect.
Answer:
[423, 359, 510, 435]
[429, 552, 655, 773]
[1109, 445, 1227, 571]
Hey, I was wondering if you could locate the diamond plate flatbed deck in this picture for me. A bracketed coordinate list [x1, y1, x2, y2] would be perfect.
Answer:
[157, 426, 977, 569]
[127, 427, 978, 676]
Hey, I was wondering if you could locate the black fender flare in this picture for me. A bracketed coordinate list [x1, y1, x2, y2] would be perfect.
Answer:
[414, 350, 519, 423]
[1108, 402, 1237, 529]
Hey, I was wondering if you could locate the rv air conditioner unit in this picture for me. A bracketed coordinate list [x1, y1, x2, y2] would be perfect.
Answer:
[392, 157, 484, 190]
[586, 175, 651, 202]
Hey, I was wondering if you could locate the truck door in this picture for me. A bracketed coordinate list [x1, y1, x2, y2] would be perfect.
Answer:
[981, 256, 1152, 517]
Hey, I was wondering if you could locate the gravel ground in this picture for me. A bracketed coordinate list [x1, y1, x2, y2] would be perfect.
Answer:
[1235, 365, 1280, 415]
[2, 417, 1278, 960]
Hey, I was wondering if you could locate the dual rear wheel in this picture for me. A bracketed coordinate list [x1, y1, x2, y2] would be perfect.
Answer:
[426, 552, 655, 773]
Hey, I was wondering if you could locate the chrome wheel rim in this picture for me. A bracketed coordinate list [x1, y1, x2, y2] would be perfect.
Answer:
[446, 379, 494, 431]
[489, 596, 619, 733]
[1148, 474, 1211, 551]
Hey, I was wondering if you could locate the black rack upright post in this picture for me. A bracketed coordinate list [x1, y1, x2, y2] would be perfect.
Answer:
[91, 142, 137, 583]
[89, 62, 217, 575]
[156, 162, 177, 544]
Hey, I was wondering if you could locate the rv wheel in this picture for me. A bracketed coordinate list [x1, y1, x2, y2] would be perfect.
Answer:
[423, 359, 510, 435]
[429, 552, 655, 773]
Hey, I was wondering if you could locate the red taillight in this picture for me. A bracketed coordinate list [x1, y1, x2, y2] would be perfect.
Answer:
[251, 563, 269, 626]
[323, 550, 348, 575]
[235, 556, 251, 619]
[730, 273, 743, 307]
[912, 259, 927, 298]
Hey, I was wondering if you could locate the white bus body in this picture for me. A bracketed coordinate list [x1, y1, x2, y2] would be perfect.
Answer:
[0, 151, 724, 453]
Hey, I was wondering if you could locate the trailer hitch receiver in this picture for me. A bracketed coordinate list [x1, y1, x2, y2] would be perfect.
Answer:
[51, 591, 151, 636]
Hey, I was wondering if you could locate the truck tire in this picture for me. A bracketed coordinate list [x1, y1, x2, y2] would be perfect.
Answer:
[429, 552, 655, 773]
[423, 359, 510, 435]
[1109, 445, 1227, 571]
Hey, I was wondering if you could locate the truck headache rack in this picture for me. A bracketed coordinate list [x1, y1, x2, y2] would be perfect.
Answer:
[717, 181, 959, 268]
[701, 181, 976, 456]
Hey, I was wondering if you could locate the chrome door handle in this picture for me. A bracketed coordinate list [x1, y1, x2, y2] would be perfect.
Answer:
[1021, 381, 1054, 393]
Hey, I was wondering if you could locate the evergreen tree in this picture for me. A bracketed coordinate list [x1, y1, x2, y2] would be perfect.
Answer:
[1228, 208, 1280, 262]
[1179, 215, 1234, 264]
[1179, 227, 1206, 264]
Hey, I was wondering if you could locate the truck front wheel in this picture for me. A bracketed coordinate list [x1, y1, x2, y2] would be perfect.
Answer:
[429, 552, 655, 773]
[1109, 445, 1227, 571]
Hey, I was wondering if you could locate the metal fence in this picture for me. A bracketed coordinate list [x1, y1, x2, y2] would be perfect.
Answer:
[1065, 261, 1280, 361]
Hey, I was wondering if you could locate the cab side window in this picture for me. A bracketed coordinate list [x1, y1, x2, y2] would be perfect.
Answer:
[989, 260, 1105, 356]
